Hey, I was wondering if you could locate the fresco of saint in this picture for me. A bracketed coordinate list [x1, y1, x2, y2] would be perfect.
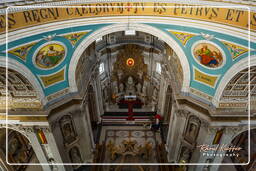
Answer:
[35, 44, 65, 69]
[194, 43, 223, 68]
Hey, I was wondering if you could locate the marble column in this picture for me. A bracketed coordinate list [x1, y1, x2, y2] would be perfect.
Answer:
[93, 71, 104, 122]
[167, 110, 188, 162]
[84, 102, 95, 149]
[41, 127, 66, 171]
[193, 127, 218, 171]
[158, 72, 168, 116]
[80, 100, 94, 161]
[194, 127, 241, 171]
[209, 127, 241, 171]
[20, 127, 51, 171]
[166, 103, 177, 162]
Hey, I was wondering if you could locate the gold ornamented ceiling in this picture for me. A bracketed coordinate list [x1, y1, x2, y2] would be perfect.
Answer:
[220, 66, 256, 101]
[0, 68, 41, 111]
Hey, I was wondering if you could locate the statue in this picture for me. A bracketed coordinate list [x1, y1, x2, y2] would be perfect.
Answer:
[60, 115, 77, 144]
[138, 71, 143, 80]
[142, 84, 147, 96]
[180, 147, 191, 163]
[153, 87, 158, 99]
[69, 146, 82, 164]
[119, 83, 124, 93]
[103, 86, 108, 101]
[136, 82, 142, 93]
[112, 81, 118, 94]
[117, 70, 123, 80]
[125, 76, 135, 94]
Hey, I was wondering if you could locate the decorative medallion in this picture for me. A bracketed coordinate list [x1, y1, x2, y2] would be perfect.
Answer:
[126, 58, 135, 67]
[35, 43, 65, 69]
[63, 32, 89, 46]
[223, 41, 248, 60]
[169, 31, 195, 45]
[9, 43, 35, 60]
[193, 43, 223, 68]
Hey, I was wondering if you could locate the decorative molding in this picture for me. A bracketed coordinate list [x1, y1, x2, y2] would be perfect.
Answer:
[46, 87, 69, 101]
[0, 2, 254, 33]
[219, 102, 247, 108]
[190, 87, 213, 101]
[20, 126, 34, 133]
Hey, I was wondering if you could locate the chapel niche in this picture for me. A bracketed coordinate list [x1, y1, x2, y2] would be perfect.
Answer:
[111, 44, 149, 104]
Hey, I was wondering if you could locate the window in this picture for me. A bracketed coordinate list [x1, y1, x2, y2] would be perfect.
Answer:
[125, 30, 136, 35]
[99, 63, 104, 74]
[156, 62, 161, 74]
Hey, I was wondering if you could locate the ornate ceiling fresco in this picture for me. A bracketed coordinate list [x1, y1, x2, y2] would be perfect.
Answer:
[0, 1, 255, 111]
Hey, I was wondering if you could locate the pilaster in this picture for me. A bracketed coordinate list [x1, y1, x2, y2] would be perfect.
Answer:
[20, 127, 52, 171]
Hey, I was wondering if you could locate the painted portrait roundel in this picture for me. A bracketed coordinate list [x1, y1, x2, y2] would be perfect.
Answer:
[35, 43, 66, 69]
[193, 43, 223, 68]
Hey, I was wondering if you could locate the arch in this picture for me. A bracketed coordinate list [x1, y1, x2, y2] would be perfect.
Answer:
[0, 57, 46, 105]
[212, 55, 256, 107]
[220, 127, 256, 169]
[0, 125, 30, 141]
[69, 23, 190, 94]
[0, 127, 39, 167]
[230, 126, 256, 143]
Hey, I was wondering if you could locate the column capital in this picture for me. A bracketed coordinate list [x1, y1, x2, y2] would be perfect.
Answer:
[50, 119, 59, 131]
[20, 126, 34, 133]
[176, 109, 189, 118]
[201, 119, 210, 128]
